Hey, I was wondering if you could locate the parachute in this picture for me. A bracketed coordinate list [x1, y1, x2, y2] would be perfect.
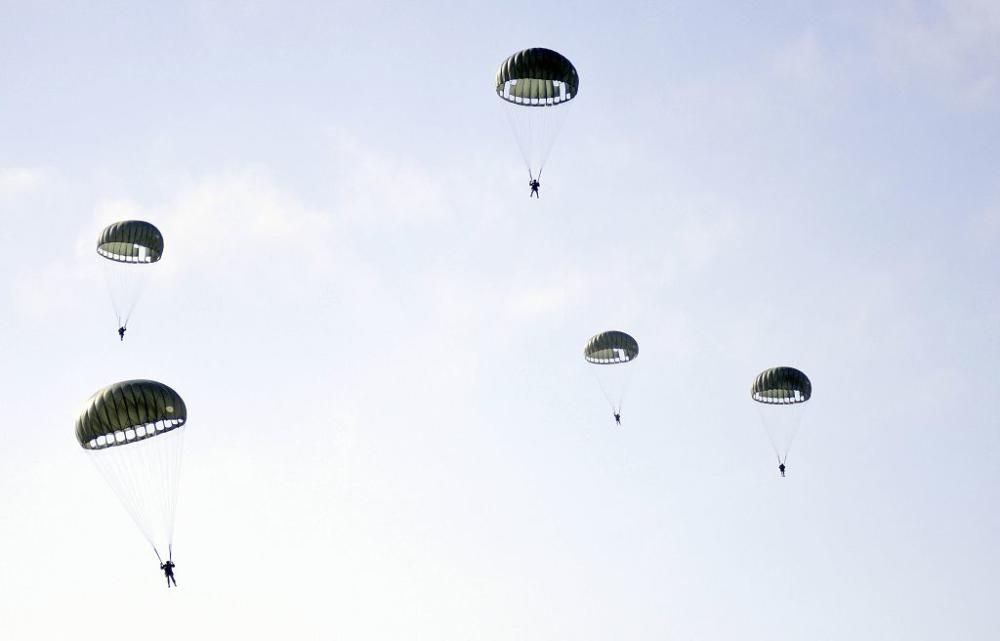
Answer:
[496, 47, 578, 181]
[76, 379, 188, 562]
[751, 367, 811, 465]
[97, 220, 163, 330]
[584, 331, 638, 423]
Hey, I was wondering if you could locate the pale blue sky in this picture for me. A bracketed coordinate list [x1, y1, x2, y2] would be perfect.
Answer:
[1, 1, 998, 639]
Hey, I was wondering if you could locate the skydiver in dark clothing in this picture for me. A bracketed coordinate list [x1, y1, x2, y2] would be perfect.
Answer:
[614, 412, 621, 426]
[778, 462, 786, 478]
[529, 179, 540, 198]
[160, 560, 176, 587]
[118, 326, 126, 341]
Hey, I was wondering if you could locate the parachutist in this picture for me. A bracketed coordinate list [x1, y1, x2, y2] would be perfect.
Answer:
[160, 560, 176, 587]
[529, 179, 540, 198]
[78, 381, 188, 583]
[498, 48, 577, 186]
[98, 220, 164, 330]
[584, 331, 639, 429]
[752, 367, 811, 479]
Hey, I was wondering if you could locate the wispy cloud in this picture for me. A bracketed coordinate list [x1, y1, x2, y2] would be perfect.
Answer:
[10, 260, 93, 320]
[324, 130, 455, 228]
[973, 195, 1000, 244]
[0, 167, 46, 197]
[771, 30, 838, 96]
[871, 0, 1000, 105]
[144, 171, 339, 285]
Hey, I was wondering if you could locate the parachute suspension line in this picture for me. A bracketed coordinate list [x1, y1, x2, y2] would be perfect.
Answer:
[102, 265, 123, 328]
[755, 403, 807, 466]
[779, 418, 804, 464]
[616, 364, 636, 416]
[163, 429, 185, 547]
[87, 427, 186, 558]
[591, 370, 617, 414]
[755, 407, 784, 464]
[534, 104, 571, 178]
[101, 260, 153, 329]
[121, 263, 150, 327]
[503, 106, 536, 178]
[502, 101, 572, 181]
[591, 367, 634, 417]
[93, 445, 154, 548]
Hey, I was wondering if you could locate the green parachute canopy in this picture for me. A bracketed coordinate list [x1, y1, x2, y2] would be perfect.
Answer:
[751, 367, 812, 405]
[97, 220, 164, 263]
[584, 331, 639, 365]
[76, 379, 187, 450]
[496, 48, 579, 106]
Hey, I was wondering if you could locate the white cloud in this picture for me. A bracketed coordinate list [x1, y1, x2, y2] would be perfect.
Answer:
[10, 260, 95, 320]
[324, 130, 455, 228]
[150, 171, 339, 284]
[503, 270, 588, 324]
[973, 196, 1000, 244]
[872, 0, 1000, 105]
[0, 167, 46, 197]
[771, 31, 836, 95]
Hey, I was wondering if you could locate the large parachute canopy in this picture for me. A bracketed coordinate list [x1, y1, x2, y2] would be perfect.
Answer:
[496, 47, 578, 180]
[584, 331, 638, 421]
[751, 367, 811, 465]
[77, 379, 188, 562]
[76, 379, 186, 449]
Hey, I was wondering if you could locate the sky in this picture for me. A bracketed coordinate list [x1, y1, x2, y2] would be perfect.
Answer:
[1, 1, 999, 639]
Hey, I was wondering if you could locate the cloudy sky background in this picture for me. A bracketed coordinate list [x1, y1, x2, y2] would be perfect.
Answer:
[1, 1, 999, 639]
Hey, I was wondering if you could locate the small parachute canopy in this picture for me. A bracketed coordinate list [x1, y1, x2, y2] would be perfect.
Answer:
[751, 367, 811, 405]
[97, 220, 164, 264]
[584, 331, 639, 364]
[76, 379, 187, 450]
[496, 48, 579, 106]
